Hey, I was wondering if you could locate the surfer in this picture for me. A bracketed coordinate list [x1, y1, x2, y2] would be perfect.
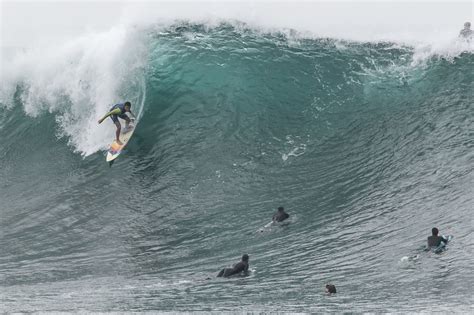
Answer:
[272, 206, 290, 222]
[325, 284, 337, 294]
[427, 227, 449, 247]
[459, 22, 473, 39]
[98, 102, 135, 145]
[217, 254, 249, 277]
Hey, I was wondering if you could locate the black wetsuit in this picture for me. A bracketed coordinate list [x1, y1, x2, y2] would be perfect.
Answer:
[326, 284, 337, 294]
[217, 261, 249, 277]
[109, 103, 129, 123]
[272, 210, 289, 222]
[427, 235, 449, 247]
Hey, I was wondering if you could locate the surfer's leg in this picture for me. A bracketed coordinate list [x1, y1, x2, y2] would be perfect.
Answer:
[114, 120, 123, 145]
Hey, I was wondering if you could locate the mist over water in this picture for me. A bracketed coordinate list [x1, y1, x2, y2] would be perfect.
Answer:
[2, 1, 473, 47]
[1, 1, 473, 312]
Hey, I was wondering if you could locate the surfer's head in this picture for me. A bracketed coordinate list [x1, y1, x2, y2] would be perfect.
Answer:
[464, 21, 471, 29]
[124, 101, 131, 110]
[242, 254, 249, 262]
[278, 207, 284, 212]
[432, 227, 439, 236]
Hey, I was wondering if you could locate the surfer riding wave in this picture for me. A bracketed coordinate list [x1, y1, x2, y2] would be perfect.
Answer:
[98, 102, 135, 145]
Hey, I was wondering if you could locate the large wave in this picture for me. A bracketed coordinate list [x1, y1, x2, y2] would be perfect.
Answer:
[1, 20, 472, 156]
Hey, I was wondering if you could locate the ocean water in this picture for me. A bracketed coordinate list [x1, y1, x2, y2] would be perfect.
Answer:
[1, 20, 473, 312]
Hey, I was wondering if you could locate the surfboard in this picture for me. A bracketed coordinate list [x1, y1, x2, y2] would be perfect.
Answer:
[257, 220, 275, 233]
[106, 125, 135, 163]
[257, 219, 291, 233]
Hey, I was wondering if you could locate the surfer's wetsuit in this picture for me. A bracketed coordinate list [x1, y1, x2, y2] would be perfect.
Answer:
[217, 262, 249, 277]
[427, 235, 449, 247]
[217, 254, 249, 277]
[273, 209, 289, 222]
[108, 103, 129, 123]
[326, 284, 337, 294]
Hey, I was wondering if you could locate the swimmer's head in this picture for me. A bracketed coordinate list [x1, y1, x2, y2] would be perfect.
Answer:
[278, 207, 284, 212]
[432, 227, 439, 236]
[464, 22, 471, 28]
[242, 254, 249, 262]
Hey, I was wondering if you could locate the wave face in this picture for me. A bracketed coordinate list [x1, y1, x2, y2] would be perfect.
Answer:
[1, 23, 473, 312]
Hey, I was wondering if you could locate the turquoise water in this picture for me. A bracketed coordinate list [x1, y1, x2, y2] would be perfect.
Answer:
[0, 23, 473, 312]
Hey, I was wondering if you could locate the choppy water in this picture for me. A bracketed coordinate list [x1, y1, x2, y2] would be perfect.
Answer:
[1, 22, 473, 312]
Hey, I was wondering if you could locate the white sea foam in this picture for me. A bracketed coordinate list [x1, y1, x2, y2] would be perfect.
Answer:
[2, 1, 473, 49]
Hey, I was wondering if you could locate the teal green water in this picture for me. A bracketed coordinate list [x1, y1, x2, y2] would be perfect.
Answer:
[0, 23, 473, 312]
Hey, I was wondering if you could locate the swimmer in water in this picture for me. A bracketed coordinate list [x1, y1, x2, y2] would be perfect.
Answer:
[217, 254, 249, 277]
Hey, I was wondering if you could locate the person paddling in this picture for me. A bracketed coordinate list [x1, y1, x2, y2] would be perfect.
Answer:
[272, 206, 290, 223]
[217, 254, 249, 277]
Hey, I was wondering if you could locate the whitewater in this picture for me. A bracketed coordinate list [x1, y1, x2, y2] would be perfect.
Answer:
[1, 1, 473, 312]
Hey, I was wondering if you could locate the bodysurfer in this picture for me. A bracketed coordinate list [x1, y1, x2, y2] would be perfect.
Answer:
[98, 102, 135, 145]
[217, 254, 249, 277]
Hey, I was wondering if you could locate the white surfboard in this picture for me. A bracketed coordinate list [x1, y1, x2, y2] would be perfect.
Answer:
[258, 220, 275, 233]
[106, 125, 135, 163]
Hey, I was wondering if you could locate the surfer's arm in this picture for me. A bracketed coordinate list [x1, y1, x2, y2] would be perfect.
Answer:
[129, 110, 136, 120]
[98, 108, 121, 124]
